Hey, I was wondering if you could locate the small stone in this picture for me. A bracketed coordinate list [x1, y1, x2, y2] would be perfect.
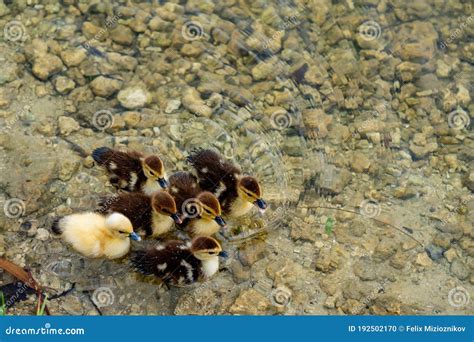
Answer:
[323, 295, 337, 309]
[182, 88, 212, 117]
[90, 76, 123, 97]
[444, 248, 458, 263]
[353, 260, 377, 281]
[318, 165, 351, 194]
[229, 289, 270, 315]
[60, 48, 87, 67]
[415, 252, 433, 267]
[230, 260, 250, 283]
[59, 160, 79, 181]
[123, 111, 141, 127]
[238, 241, 266, 267]
[83, 156, 94, 168]
[117, 87, 151, 109]
[351, 152, 371, 173]
[164, 99, 181, 114]
[425, 244, 444, 261]
[390, 252, 409, 269]
[374, 239, 398, 261]
[450, 259, 469, 280]
[463, 171, 474, 191]
[0, 61, 18, 85]
[53, 76, 75, 94]
[35, 228, 50, 241]
[0, 88, 12, 108]
[32, 54, 64, 80]
[110, 25, 135, 45]
[58, 116, 80, 136]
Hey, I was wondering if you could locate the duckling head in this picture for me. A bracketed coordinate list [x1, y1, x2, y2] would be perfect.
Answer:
[238, 176, 267, 213]
[191, 236, 227, 260]
[196, 192, 226, 228]
[105, 213, 141, 241]
[142, 156, 168, 188]
[151, 191, 182, 224]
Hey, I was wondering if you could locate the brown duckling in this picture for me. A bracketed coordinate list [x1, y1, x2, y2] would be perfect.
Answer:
[97, 190, 182, 238]
[92, 147, 168, 195]
[130, 236, 227, 286]
[52, 212, 140, 259]
[168, 171, 226, 236]
[187, 148, 267, 217]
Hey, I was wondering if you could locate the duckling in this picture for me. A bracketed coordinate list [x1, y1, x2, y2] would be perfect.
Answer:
[51, 212, 140, 259]
[187, 149, 267, 217]
[130, 236, 227, 286]
[92, 147, 168, 195]
[97, 191, 182, 238]
[168, 171, 226, 236]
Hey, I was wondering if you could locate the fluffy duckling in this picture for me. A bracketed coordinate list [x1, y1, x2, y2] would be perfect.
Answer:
[92, 147, 168, 195]
[97, 191, 182, 238]
[130, 236, 227, 286]
[187, 149, 267, 217]
[51, 212, 140, 259]
[168, 171, 226, 236]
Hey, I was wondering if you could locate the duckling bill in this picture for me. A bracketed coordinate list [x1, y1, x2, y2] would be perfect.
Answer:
[130, 236, 227, 286]
[51, 212, 140, 259]
[92, 147, 168, 195]
[168, 171, 226, 236]
[97, 190, 182, 238]
[187, 149, 267, 217]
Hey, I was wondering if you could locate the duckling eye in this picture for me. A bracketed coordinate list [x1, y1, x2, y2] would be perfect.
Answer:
[203, 209, 211, 214]
[118, 230, 128, 234]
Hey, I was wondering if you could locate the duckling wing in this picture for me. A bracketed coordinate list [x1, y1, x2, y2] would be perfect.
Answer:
[96, 192, 152, 235]
[168, 172, 200, 210]
[131, 241, 200, 285]
[93, 148, 145, 191]
[187, 149, 241, 194]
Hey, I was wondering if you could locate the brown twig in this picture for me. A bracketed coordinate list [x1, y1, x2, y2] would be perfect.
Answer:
[0, 257, 51, 315]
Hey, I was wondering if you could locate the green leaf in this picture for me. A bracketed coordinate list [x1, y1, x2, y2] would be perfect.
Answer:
[325, 217, 334, 235]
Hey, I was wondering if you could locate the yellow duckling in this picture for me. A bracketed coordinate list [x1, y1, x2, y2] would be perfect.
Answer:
[51, 212, 141, 259]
